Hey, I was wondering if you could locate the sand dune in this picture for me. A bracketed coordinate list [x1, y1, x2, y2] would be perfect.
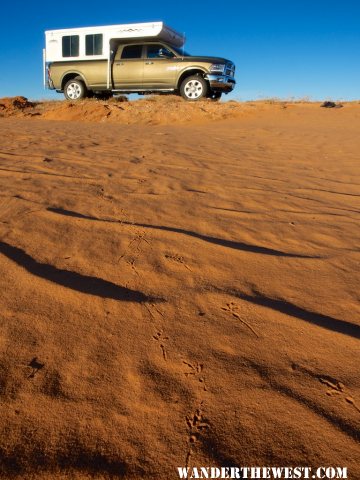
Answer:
[0, 98, 359, 479]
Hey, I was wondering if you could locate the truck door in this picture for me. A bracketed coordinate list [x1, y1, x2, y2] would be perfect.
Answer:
[142, 44, 178, 88]
[112, 44, 144, 89]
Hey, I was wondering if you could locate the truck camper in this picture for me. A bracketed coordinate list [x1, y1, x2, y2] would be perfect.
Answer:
[44, 22, 236, 101]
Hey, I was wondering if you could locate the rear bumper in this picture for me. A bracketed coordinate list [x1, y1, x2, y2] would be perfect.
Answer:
[205, 74, 236, 93]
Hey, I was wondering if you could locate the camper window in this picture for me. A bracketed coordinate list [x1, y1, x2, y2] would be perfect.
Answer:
[62, 35, 79, 57]
[86, 34, 103, 55]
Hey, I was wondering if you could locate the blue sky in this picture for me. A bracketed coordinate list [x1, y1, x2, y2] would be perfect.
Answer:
[0, 0, 359, 101]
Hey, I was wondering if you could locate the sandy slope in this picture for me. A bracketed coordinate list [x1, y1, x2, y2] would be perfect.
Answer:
[0, 100, 359, 479]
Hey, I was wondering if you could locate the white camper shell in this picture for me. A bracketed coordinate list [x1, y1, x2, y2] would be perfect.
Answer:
[43, 22, 185, 89]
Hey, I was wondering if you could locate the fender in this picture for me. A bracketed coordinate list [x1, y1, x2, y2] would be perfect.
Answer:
[60, 70, 89, 90]
[176, 66, 208, 86]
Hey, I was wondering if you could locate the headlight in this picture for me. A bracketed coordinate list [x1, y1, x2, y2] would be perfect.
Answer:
[209, 64, 225, 73]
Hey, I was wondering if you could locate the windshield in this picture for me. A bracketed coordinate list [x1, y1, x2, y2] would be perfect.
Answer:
[171, 46, 191, 57]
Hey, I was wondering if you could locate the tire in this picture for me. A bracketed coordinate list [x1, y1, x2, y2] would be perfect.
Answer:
[208, 92, 222, 101]
[64, 79, 87, 100]
[180, 75, 208, 101]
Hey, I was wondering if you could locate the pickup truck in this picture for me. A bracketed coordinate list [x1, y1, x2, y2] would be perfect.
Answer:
[44, 22, 236, 101]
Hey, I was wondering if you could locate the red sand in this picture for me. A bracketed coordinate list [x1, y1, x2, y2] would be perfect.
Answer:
[0, 98, 359, 479]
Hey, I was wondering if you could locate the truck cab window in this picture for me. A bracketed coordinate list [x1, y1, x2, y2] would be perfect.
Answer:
[121, 45, 143, 59]
[147, 45, 174, 58]
[62, 35, 79, 57]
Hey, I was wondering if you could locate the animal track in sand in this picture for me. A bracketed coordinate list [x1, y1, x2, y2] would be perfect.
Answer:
[152, 330, 169, 361]
[118, 230, 151, 261]
[164, 253, 192, 271]
[144, 302, 165, 322]
[125, 257, 140, 277]
[185, 403, 210, 467]
[183, 361, 207, 391]
[291, 363, 360, 414]
[183, 358, 210, 465]
[118, 230, 151, 278]
[319, 377, 346, 396]
[319, 378, 360, 413]
[90, 184, 106, 198]
[27, 357, 45, 379]
[221, 302, 259, 337]
[137, 178, 148, 184]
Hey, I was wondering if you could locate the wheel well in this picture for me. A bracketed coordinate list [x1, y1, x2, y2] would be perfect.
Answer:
[177, 69, 207, 90]
[61, 73, 86, 90]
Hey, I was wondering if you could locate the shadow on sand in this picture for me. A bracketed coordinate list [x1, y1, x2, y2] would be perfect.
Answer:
[0, 240, 155, 303]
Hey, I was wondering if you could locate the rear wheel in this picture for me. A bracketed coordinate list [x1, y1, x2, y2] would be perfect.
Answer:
[180, 75, 208, 101]
[64, 79, 87, 100]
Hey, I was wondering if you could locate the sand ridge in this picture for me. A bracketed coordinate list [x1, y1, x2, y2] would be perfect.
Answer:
[0, 95, 342, 125]
[0, 100, 359, 479]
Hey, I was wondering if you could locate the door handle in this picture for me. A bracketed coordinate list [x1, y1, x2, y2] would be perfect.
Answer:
[145, 61, 154, 65]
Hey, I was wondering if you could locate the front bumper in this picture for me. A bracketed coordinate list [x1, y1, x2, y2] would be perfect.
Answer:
[205, 74, 236, 93]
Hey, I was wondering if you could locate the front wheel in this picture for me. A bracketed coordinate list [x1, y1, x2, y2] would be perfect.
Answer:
[64, 79, 87, 100]
[180, 75, 208, 101]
